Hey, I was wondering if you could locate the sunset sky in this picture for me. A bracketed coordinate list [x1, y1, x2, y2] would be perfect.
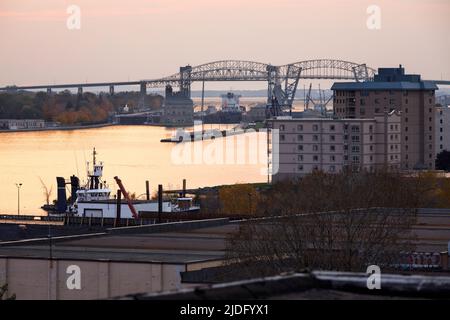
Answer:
[0, 0, 449, 90]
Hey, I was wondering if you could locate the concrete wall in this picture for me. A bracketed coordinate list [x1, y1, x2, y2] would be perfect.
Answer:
[0, 258, 185, 300]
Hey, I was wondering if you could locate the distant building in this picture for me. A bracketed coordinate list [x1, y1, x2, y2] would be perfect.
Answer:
[0, 119, 45, 130]
[162, 85, 194, 126]
[435, 105, 450, 154]
[270, 111, 401, 181]
[332, 66, 438, 170]
[244, 104, 266, 122]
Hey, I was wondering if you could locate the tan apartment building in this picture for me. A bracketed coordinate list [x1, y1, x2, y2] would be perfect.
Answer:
[270, 111, 401, 181]
[332, 66, 438, 170]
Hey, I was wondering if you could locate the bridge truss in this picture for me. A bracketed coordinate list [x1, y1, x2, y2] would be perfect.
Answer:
[144, 59, 376, 115]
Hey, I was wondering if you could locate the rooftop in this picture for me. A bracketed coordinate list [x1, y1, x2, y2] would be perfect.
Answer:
[331, 65, 439, 91]
[0, 219, 237, 265]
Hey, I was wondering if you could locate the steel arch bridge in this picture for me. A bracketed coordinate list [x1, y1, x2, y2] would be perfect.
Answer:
[144, 59, 376, 116]
[144, 59, 376, 88]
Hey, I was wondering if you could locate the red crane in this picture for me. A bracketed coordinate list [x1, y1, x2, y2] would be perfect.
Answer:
[114, 176, 139, 219]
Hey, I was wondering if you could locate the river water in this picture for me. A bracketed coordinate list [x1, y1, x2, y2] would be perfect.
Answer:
[0, 124, 268, 215]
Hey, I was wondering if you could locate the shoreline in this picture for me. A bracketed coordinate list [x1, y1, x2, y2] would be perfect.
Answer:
[0, 122, 114, 133]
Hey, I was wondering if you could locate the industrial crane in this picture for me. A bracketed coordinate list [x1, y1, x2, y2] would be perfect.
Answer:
[114, 176, 139, 219]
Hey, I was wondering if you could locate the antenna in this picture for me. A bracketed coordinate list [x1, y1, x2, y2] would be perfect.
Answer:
[93, 147, 97, 166]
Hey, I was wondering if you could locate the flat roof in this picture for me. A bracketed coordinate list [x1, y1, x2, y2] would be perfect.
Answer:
[0, 224, 238, 265]
[331, 81, 438, 91]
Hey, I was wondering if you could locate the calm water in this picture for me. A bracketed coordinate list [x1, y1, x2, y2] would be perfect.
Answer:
[0, 125, 268, 215]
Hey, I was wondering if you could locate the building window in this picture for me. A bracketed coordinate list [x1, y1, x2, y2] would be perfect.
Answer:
[330, 125, 335, 131]
[313, 135, 319, 141]
[297, 124, 303, 131]
[313, 155, 319, 162]
[329, 166, 335, 172]
[351, 146, 360, 153]
[313, 124, 319, 131]
[330, 135, 335, 141]
[298, 165, 303, 171]
[330, 145, 335, 152]
[351, 126, 360, 133]
[440, 144, 443, 150]
[330, 155, 336, 162]
[298, 145, 303, 151]
[405, 136, 408, 141]
[351, 135, 360, 142]
[405, 117, 408, 123]
[313, 145, 319, 152]
[405, 126, 408, 132]
[370, 145, 373, 151]
[280, 134, 285, 141]
[298, 155, 303, 161]
[279, 125, 285, 131]
[298, 135, 303, 141]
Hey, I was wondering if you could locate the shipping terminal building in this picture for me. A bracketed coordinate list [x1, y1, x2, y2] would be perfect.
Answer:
[271, 66, 440, 181]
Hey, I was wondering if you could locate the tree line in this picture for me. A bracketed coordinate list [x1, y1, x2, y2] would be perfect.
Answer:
[0, 91, 163, 125]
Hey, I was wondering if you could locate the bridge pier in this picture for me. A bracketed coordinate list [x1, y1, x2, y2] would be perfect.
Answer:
[109, 85, 114, 96]
[47, 88, 52, 94]
[77, 87, 83, 95]
[139, 81, 147, 109]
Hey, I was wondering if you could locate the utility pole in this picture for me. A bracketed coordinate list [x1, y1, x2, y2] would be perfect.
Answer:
[16, 183, 22, 215]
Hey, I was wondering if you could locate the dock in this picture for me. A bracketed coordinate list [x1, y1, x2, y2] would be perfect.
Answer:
[160, 127, 260, 143]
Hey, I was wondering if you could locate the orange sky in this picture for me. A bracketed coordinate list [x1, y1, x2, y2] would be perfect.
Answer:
[0, 0, 449, 89]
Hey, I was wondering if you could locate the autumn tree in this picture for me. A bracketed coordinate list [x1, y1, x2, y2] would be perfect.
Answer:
[224, 169, 436, 278]
[218, 184, 260, 216]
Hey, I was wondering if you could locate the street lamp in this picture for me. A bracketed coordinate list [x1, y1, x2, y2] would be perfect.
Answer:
[15, 183, 22, 216]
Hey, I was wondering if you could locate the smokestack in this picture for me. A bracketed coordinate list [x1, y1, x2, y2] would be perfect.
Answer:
[70, 175, 80, 204]
[182, 179, 186, 197]
[146, 180, 150, 200]
[56, 177, 67, 213]
[158, 184, 163, 223]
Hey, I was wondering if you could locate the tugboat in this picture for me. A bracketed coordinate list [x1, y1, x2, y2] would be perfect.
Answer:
[42, 148, 200, 218]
